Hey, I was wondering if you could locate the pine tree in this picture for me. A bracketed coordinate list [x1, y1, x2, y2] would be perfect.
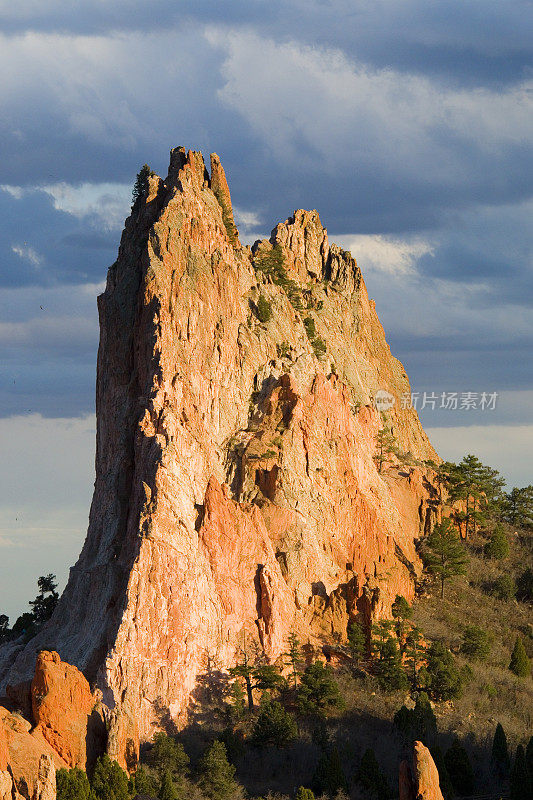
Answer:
[356, 748, 389, 800]
[251, 699, 297, 747]
[391, 595, 412, 646]
[422, 518, 468, 598]
[491, 723, 511, 780]
[444, 739, 474, 797]
[393, 692, 436, 744]
[374, 635, 408, 692]
[297, 662, 343, 717]
[503, 485, 533, 527]
[509, 636, 531, 678]
[158, 770, 179, 800]
[510, 745, 531, 800]
[347, 620, 366, 664]
[425, 642, 462, 701]
[312, 747, 347, 796]
[90, 755, 130, 800]
[29, 574, 59, 626]
[198, 741, 241, 800]
[133, 765, 158, 797]
[460, 625, 492, 661]
[526, 736, 533, 780]
[285, 632, 303, 689]
[56, 767, 90, 800]
[374, 427, 398, 473]
[404, 626, 423, 690]
[132, 164, 152, 208]
[149, 733, 189, 779]
[485, 524, 510, 559]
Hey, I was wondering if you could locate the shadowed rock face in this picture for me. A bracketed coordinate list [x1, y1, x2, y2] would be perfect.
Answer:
[0, 148, 437, 746]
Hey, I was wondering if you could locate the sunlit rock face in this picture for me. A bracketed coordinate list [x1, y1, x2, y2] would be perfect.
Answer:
[0, 148, 437, 747]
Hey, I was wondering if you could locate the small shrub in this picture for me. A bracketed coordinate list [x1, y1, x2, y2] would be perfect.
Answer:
[491, 574, 516, 600]
[303, 316, 317, 339]
[516, 567, 533, 602]
[424, 642, 462, 701]
[484, 524, 510, 559]
[255, 295, 273, 323]
[311, 336, 326, 358]
[297, 661, 343, 717]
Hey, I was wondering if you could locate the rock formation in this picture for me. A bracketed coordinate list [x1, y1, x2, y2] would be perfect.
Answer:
[399, 741, 445, 800]
[0, 147, 438, 754]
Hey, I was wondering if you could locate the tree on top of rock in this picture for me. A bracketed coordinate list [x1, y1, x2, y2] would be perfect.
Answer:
[29, 574, 58, 626]
[131, 164, 154, 208]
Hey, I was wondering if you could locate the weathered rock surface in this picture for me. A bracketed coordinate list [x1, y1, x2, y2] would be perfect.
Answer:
[399, 741, 444, 800]
[31, 651, 94, 769]
[0, 148, 438, 747]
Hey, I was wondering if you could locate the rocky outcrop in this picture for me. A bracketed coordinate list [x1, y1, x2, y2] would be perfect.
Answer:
[31, 651, 94, 769]
[400, 741, 444, 800]
[0, 147, 437, 745]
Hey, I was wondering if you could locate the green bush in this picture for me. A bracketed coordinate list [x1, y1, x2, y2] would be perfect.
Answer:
[303, 316, 317, 339]
[491, 574, 516, 600]
[356, 748, 389, 800]
[484, 524, 510, 559]
[149, 733, 189, 779]
[374, 636, 408, 692]
[56, 767, 90, 800]
[297, 661, 343, 717]
[312, 747, 347, 796]
[295, 788, 315, 800]
[255, 295, 273, 323]
[158, 770, 179, 800]
[460, 625, 492, 661]
[516, 567, 533, 602]
[251, 699, 297, 747]
[424, 642, 462, 701]
[198, 741, 241, 800]
[311, 336, 326, 358]
[90, 755, 130, 800]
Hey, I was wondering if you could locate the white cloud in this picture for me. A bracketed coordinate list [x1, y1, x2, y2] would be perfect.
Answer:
[11, 244, 43, 267]
[337, 234, 434, 275]
[208, 29, 533, 180]
[42, 181, 131, 230]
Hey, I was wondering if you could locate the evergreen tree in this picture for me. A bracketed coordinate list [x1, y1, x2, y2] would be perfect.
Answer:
[90, 754, 130, 800]
[149, 733, 189, 779]
[422, 518, 468, 598]
[29, 574, 59, 626]
[509, 636, 531, 678]
[251, 699, 297, 747]
[356, 748, 389, 800]
[132, 164, 152, 207]
[391, 595, 412, 646]
[295, 788, 315, 800]
[285, 632, 303, 689]
[198, 741, 241, 800]
[404, 626, 423, 690]
[444, 739, 474, 797]
[374, 427, 398, 473]
[56, 767, 90, 800]
[347, 620, 366, 664]
[0, 614, 9, 643]
[510, 745, 531, 800]
[133, 765, 158, 797]
[491, 723, 511, 780]
[460, 625, 492, 661]
[312, 747, 347, 796]
[485, 524, 510, 559]
[374, 635, 408, 692]
[297, 662, 343, 717]
[431, 746, 454, 800]
[425, 642, 462, 701]
[158, 770, 179, 800]
[393, 693, 437, 745]
[503, 485, 533, 527]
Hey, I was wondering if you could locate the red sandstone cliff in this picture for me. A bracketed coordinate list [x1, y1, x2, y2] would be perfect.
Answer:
[0, 148, 437, 749]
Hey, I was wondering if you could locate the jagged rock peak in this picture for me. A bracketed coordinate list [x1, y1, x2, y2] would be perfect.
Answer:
[0, 145, 437, 756]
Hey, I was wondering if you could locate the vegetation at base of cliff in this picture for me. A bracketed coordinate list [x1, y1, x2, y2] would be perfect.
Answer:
[0, 573, 58, 644]
[26, 456, 533, 800]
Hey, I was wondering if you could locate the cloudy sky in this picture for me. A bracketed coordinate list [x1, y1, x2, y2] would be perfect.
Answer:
[1, 0, 532, 621]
